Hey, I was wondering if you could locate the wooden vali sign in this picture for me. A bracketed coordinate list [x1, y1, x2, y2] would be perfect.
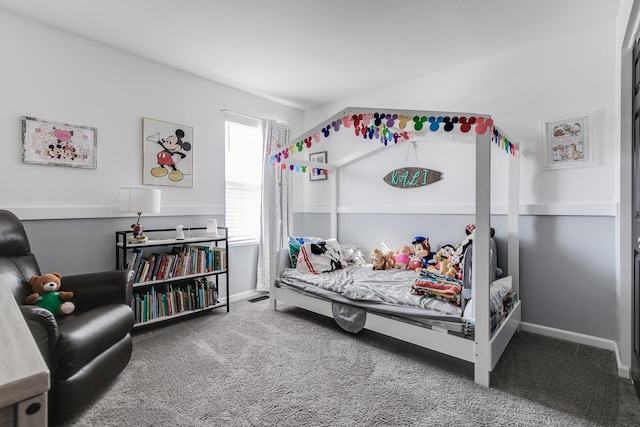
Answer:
[383, 167, 443, 189]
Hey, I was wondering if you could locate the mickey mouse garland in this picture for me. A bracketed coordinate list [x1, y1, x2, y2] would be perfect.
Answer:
[269, 112, 518, 175]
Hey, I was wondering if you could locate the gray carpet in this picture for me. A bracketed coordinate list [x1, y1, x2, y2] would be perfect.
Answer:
[64, 298, 640, 426]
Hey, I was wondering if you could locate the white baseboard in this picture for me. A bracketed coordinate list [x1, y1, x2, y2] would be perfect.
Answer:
[225, 289, 266, 303]
[520, 322, 630, 378]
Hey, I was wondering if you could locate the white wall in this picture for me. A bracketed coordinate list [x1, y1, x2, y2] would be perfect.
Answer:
[0, 9, 302, 220]
[301, 22, 616, 215]
[0, 9, 303, 298]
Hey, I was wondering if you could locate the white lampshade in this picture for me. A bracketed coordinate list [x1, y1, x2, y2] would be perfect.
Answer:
[119, 187, 161, 214]
[206, 219, 219, 236]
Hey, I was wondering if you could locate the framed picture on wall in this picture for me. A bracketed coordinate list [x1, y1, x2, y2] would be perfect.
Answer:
[540, 113, 594, 169]
[142, 117, 193, 187]
[22, 116, 97, 168]
[309, 151, 327, 181]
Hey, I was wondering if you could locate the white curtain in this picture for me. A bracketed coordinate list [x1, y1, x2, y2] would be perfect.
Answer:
[256, 119, 292, 291]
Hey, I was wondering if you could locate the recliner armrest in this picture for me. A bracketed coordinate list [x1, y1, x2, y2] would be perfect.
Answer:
[62, 270, 134, 311]
[20, 304, 58, 369]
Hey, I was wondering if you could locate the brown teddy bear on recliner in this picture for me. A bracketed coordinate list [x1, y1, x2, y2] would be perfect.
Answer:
[26, 272, 75, 316]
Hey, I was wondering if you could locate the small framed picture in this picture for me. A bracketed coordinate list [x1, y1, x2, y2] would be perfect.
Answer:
[309, 151, 327, 181]
[541, 113, 594, 169]
[22, 116, 97, 168]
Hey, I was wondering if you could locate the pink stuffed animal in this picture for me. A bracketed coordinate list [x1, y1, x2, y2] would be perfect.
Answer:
[394, 244, 413, 269]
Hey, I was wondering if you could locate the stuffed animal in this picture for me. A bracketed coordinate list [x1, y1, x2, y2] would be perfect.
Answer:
[394, 244, 414, 269]
[371, 248, 386, 270]
[26, 273, 75, 316]
[456, 224, 496, 259]
[438, 259, 459, 278]
[428, 245, 455, 268]
[384, 251, 396, 269]
[371, 248, 396, 270]
[408, 236, 431, 271]
[456, 224, 475, 258]
[412, 235, 431, 255]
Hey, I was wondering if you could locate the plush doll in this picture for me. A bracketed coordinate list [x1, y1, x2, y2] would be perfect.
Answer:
[26, 273, 75, 316]
[412, 235, 431, 256]
[456, 224, 496, 257]
[427, 245, 457, 275]
[408, 236, 431, 271]
[384, 251, 396, 269]
[438, 259, 459, 278]
[456, 224, 475, 258]
[394, 244, 414, 269]
[371, 248, 387, 270]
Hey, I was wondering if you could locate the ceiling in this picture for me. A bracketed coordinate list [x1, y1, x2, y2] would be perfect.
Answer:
[0, 0, 619, 110]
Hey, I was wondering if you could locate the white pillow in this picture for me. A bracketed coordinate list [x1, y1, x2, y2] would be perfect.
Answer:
[296, 239, 345, 274]
[462, 275, 513, 320]
[489, 276, 512, 313]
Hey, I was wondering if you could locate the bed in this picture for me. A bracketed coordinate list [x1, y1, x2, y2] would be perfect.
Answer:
[267, 107, 521, 387]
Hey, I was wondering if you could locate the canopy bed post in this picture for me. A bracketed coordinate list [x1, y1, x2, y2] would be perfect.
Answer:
[473, 129, 492, 387]
[267, 159, 278, 310]
[269, 216, 278, 311]
[508, 143, 520, 295]
[330, 168, 338, 238]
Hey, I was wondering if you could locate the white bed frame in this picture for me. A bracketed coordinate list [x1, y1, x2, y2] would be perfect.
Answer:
[268, 107, 520, 387]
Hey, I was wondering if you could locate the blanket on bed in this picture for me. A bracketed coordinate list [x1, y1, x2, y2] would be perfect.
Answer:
[279, 265, 462, 316]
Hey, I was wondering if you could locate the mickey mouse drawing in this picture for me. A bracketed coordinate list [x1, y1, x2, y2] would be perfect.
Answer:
[147, 129, 192, 182]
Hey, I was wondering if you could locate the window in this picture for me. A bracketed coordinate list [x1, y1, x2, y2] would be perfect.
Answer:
[225, 118, 263, 245]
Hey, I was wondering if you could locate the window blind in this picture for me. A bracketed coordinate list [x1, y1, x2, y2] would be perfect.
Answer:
[225, 119, 263, 245]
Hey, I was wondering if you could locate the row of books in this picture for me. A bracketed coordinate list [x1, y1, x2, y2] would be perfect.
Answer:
[127, 245, 226, 283]
[131, 278, 219, 324]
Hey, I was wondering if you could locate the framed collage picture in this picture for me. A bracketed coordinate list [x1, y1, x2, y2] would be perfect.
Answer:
[541, 113, 594, 170]
[22, 116, 97, 169]
[309, 151, 327, 181]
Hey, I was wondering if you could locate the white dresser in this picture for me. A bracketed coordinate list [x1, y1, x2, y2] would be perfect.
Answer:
[0, 275, 49, 426]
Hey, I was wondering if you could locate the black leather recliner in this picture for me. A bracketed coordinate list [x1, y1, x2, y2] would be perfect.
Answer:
[0, 210, 135, 424]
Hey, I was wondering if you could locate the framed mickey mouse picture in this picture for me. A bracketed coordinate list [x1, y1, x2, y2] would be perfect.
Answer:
[142, 117, 194, 187]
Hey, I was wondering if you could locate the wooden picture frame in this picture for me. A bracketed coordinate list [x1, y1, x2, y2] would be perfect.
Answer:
[541, 113, 594, 169]
[143, 117, 193, 187]
[309, 151, 327, 181]
[22, 116, 97, 168]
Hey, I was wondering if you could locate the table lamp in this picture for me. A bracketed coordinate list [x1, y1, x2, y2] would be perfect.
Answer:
[119, 187, 161, 243]
[206, 219, 219, 237]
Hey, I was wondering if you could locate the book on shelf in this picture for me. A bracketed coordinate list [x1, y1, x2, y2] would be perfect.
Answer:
[130, 277, 219, 324]
[130, 243, 226, 283]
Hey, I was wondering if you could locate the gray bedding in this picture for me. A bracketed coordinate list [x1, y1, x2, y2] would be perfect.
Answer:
[278, 265, 463, 318]
[274, 240, 499, 337]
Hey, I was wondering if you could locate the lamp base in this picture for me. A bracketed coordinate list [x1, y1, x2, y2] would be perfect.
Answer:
[127, 235, 148, 244]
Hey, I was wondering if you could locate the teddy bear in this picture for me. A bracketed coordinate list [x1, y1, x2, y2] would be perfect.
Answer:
[371, 248, 386, 270]
[26, 272, 75, 316]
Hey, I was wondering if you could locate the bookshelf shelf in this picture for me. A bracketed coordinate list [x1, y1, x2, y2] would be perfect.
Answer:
[116, 226, 229, 328]
[132, 269, 227, 288]
[131, 303, 228, 326]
